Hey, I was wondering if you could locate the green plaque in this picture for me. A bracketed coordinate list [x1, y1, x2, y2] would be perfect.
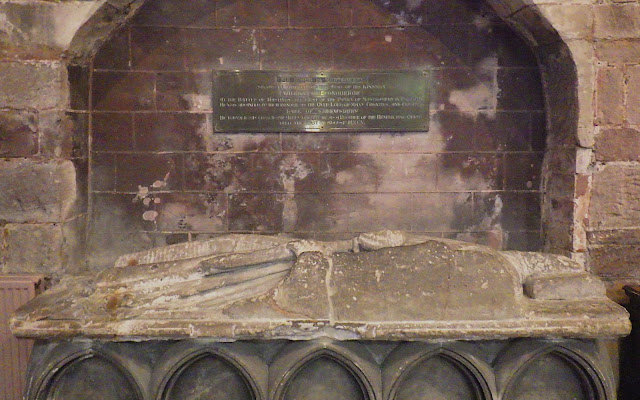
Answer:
[213, 71, 430, 133]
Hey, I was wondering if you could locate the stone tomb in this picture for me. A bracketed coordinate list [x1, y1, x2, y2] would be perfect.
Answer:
[11, 231, 630, 399]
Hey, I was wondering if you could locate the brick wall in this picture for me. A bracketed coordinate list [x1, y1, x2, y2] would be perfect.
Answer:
[4, 0, 640, 301]
[86, 0, 546, 269]
[589, 1, 640, 300]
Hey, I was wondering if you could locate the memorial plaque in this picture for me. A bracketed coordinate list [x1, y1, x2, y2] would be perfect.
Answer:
[213, 71, 430, 133]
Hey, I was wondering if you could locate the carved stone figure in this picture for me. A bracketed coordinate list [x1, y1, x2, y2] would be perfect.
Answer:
[11, 231, 630, 340]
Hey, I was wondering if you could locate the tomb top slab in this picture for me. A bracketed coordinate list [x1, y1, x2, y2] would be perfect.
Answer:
[11, 231, 630, 341]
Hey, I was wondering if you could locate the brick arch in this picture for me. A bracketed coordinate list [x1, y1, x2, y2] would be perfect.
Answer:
[69, 0, 581, 258]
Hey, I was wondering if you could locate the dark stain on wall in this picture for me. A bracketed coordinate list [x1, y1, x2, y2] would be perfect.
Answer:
[87, 0, 546, 268]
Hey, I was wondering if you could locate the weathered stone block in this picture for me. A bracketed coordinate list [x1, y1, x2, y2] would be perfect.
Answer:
[0, 61, 67, 109]
[627, 65, 640, 125]
[1, 219, 85, 276]
[524, 273, 606, 300]
[596, 39, 640, 64]
[595, 128, 640, 161]
[538, 5, 593, 41]
[589, 228, 640, 246]
[0, 110, 37, 157]
[594, 3, 640, 39]
[589, 244, 640, 279]
[0, 159, 77, 223]
[595, 66, 625, 125]
[1, 223, 64, 275]
[565, 40, 595, 136]
[590, 164, 640, 229]
[38, 111, 73, 158]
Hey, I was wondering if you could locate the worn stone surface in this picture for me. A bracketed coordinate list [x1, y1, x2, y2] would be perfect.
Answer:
[589, 244, 640, 279]
[0, 159, 77, 223]
[1, 219, 85, 276]
[524, 273, 606, 300]
[1, 223, 63, 275]
[595, 128, 640, 162]
[0, 61, 67, 109]
[0, 110, 38, 157]
[596, 66, 625, 125]
[627, 65, 640, 125]
[11, 231, 630, 340]
[594, 3, 640, 40]
[596, 39, 640, 64]
[590, 165, 640, 229]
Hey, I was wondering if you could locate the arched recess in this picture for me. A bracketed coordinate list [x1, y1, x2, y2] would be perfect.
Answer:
[27, 345, 144, 400]
[150, 342, 267, 400]
[382, 342, 496, 400]
[493, 339, 616, 400]
[269, 340, 381, 400]
[65, 0, 580, 261]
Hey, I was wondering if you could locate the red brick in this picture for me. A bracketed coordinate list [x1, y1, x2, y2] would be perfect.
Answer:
[292, 193, 351, 233]
[228, 193, 284, 232]
[504, 152, 544, 190]
[500, 192, 542, 231]
[134, 113, 209, 151]
[351, 0, 398, 26]
[404, 25, 470, 68]
[94, 27, 130, 70]
[281, 133, 352, 152]
[152, 192, 227, 232]
[217, 0, 287, 27]
[131, 27, 185, 71]
[92, 112, 133, 151]
[281, 152, 331, 193]
[92, 71, 155, 111]
[259, 30, 334, 70]
[497, 68, 544, 111]
[333, 28, 407, 69]
[289, 0, 351, 27]
[349, 193, 415, 232]
[91, 153, 116, 192]
[506, 231, 543, 252]
[184, 153, 249, 192]
[130, 0, 216, 27]
[438, 154, 504, 191]
[412, 192, 474, 231]
[362, 153, 438, 193]
[325, 153, 381, 193]
[115, 153, 181, 192]
[474, 112, 533, 151]
[183, 29, 259, 71]
[156, 72, 212, 111]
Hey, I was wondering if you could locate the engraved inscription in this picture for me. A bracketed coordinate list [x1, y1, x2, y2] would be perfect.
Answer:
[213, 71, 429, 132]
